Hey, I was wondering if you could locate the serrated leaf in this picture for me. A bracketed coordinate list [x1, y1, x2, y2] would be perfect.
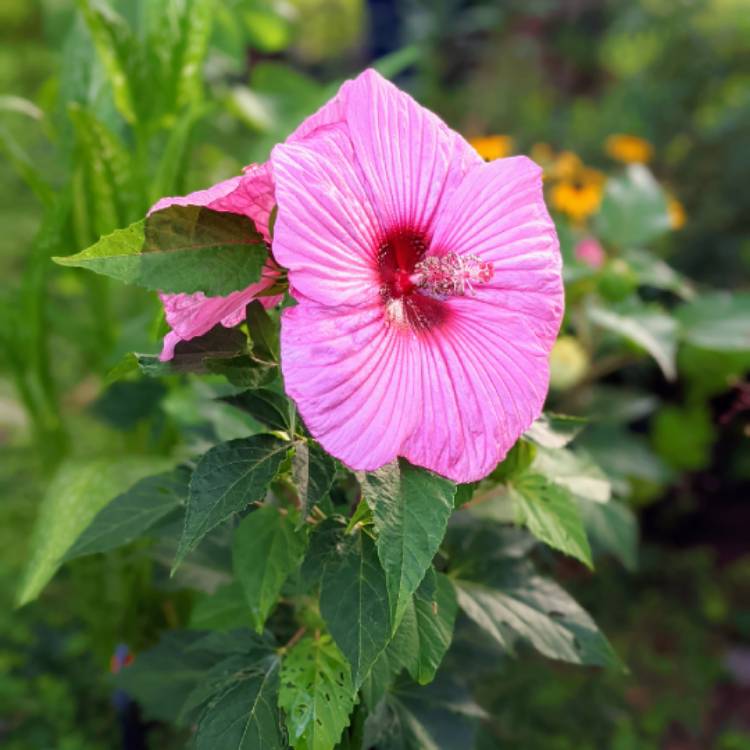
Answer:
[509, 473, 592, 568]
[595, 164, 671, 247]
[246, 300, 279, 363]
[175, 435, 289, 569]
[292, 441, 337, 523]
[232, 506, 307, 632]
[54, 205, 268, 296]
[279, 634, 355, 750]
[206, 354, 277, 389]
[578, 498, 638, 571]
[320, 532, 391, 688]
[190, 582, 252, 631]
[195, 657, 284, 750]
[362, 459, 455, 629]
[532, 445, 611, 503]
[455, 565, 620, 668]
[588, 302, 677, 380]
[65, 465, 189, 560]
[224, 388, 294, 433]
[300, 519, 343, 589]
[525, 413, 586, 449]
[17, 456, 170, 606]
[676, 292, 750, 352]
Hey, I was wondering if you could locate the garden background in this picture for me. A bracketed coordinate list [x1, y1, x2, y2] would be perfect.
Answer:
[1, 1, 749, 748]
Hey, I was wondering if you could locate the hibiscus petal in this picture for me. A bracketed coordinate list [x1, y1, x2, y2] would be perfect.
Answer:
[429, 156, 563, 347]
[343, 69, 481, 234]
[401, 297, 552, 482]
[151, 163, 279, 360]
[280, 302, 419, 471]
[271, 126, 384, 306]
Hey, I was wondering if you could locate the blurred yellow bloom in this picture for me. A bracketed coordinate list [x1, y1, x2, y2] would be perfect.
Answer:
[668, 196, 686, 230]
[605, 133, 653, 164]
[550, 336, 589, 390]
[469, 135, 514, 161]
[550, 150, 584, 181]
[550, 169, 605, 223]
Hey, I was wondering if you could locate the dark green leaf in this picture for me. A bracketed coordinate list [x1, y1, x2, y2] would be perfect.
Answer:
[455, 565, 620, 668]
[195, 657, 284, 750]
[190, 582, 252, 631]
[320, 532, 391, 688]
[490, 439, 537, 482]
[279, 634, 355, 750]
[175, 435, 289, 569]
[509, 473, 592, 568]
[54, 205, 268, 296]
[300, 519, 343, 589]
[224, 388, 294, 433]
[578, 499, 638, 571]
[292, 441, 338, 522]
[246, 300, 279, 363]
[232, 506, 307, 632]
[625, 248, 694, 299]
[362, 459, 455, 628]
[65, 466, 189, 560]
[206, 354, 277, 389]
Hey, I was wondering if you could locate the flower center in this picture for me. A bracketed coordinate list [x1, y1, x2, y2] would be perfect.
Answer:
[376, 229, 493, 331]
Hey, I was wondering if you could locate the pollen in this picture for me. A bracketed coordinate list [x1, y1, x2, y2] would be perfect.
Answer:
[413, 253, 494, 298]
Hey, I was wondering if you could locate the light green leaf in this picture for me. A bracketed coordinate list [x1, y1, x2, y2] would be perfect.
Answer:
[509, 473, 592, 568]
[175, 0, 214, 108]
[595, 164, 671, 247]
[625, 248, 694, 299]
[232, 506, 307, 632]
[17, 456, 169, 606]
[279, 634, 355, 750]
[175, 435, 289, 569]
[292, 441, 337, 522]
[189, 582, 252, 631]
[525, 413, 586, 449]
[532, 445, 611, 503]
[362, 459, 455, 629]
[676, 292, 750, 352]
[65, 465, 189, 560]
[54, 205, 268, 296]
[588, 302, 678, 380]
[195, 657, 284, 750]
[0, 124, 54, 208]
[455, 566, 620, 668]
[320, 532, 391, 688]
[578, 499, 638, 571]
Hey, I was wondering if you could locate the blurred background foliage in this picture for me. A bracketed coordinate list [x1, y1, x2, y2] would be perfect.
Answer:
[0, 0, 748, 748]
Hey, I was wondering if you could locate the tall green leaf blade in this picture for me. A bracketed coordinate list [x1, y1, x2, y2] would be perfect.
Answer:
[175, 0, 214, 108]
[54, 206, 268, 296]
[195, 657, 284, 750]
[320, 532, 392, 688]
[17, 456, 170, 606]
[175, 435, 289, 569]
[362, 459, 455, 629]
[232, 506, 307, 632]
[455, 566, 620, 668]
[509, 472, 592, 568]
[65, 465, 189, 560]
[279, 634, 355, 750]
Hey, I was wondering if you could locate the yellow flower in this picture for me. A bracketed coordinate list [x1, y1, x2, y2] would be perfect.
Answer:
[668, 196, 686, 230]
[605, 133, 654, 164]
[550, 336, 589, 390]
[550, 170, 605, 223]
[469, 135, 514, 161]
[550, 150, 584, 181]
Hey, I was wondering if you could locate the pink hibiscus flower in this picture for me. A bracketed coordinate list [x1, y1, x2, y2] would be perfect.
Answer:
[152, 163, 282, 361]
[272, 70, 563, 483]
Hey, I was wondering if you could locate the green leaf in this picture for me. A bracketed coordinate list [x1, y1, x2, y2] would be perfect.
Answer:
[175, 435, 289, 569]
[292, 441, 338, 522]
[490, 439, 537, 482]
[361, 459, 455, 629]
[77, 0, 137, 123]
[0, 124, 54, 208]
[195, 657, 284, 750]
[588, 301, 678, 380]
[65, 466, 189, 560]
[320, 531, 392, 688]
[54, 205, 268, 296]
[525, 413, 586, 449]
[509, 473, 592, 568]
[300, 519, 343, 590]
[224, 388, 295, 433]
[17, 456, 170, 606]
[279, 634, 355, 750]
[175, 0, 214, 108]
[206, 355, 277, 389]
[676, 292, 750, 352]
[246, 300, 280, 363]
[624, 248, 694, 300]
[578, 499, 638, 571]
[595, 164, 671, 247]
[532, 445, 611, 503]
[190, 582, 253, 631]
[651, 403, 715, 471]
[455, 565, 620, 668]
[232, 506, 307, 632]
